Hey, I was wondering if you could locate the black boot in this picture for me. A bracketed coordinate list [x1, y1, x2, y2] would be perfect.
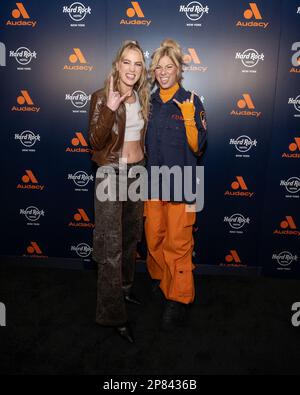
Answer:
[161, 300, 187, 331]
[115, 323, 135, 344]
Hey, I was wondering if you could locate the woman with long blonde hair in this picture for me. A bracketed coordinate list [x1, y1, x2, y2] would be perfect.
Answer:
[88, 40, 149, 343]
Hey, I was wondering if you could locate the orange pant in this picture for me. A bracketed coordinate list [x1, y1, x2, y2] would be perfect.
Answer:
[144, 200, 196, 304]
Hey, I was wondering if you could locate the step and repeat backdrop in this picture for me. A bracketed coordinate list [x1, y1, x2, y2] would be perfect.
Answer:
[0, 0, 299, 277]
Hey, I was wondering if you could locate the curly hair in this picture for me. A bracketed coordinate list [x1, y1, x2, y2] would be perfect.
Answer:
[149, 39, 185, 86]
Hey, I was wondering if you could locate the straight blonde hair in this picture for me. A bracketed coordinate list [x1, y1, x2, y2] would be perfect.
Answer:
[104, 40, 149, 121]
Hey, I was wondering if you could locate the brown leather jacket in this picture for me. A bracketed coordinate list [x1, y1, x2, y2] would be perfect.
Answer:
[88, 89, 146, 166]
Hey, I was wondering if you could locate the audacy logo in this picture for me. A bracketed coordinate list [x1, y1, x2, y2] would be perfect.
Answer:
[229, 135, 257, 157]
[65, 90, 91, 112]
[120, 2, 151, 26]
[225, 176, 254, 198]
[69, 208, 94, 228]
[236, 3, 269, 29]
[63, 2, 91, 26]
[272, 251, 298, 270]
[66, 132, 91, 153]
[6, 3, 37, 28]
[17, 170, 45, 191]
[235, 49, 264, 73]
[14, 130, 40, 151]
[220, 250, 246, 267]
[224, 213, 250, 233]
[25, 241, 47, 258]
[274, 216, 300, 237]
[63, 48, 93, 71]
[12, 90, 40, 113]
[183, 48, 208, 72]
[9, 47, 37, 70]
[179, 1, 209, 27]
[230, 93, 261, 118]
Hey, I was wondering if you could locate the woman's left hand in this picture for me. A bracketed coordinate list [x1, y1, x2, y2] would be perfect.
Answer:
[173, 91, 195, 120]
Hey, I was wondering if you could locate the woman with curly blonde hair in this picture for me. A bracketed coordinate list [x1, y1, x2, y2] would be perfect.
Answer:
[145, 39, 207, 330]
[88, 40, 149, 343]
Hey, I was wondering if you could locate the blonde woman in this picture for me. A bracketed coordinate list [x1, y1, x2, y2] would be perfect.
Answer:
[88, 40, 149, 343]
[145, 39, 207, 330]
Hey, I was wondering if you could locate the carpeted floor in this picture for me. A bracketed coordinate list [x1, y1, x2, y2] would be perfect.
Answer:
[0, 264, 299, 375]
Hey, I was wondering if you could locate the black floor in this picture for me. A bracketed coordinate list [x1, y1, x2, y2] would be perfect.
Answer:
[0, 264, 300, 375]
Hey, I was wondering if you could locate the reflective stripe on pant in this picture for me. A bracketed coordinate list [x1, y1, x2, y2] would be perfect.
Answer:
[144, 200, 196, 304]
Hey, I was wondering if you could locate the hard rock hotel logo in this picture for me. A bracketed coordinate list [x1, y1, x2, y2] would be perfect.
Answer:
[272, 251, 298, 270]
[236, 3, 269, 29]
[224, 213, 250, 234]
[229, 135, 257, 158]
[71, 243, 92, 258]
[68, 171, 93, 191]
[9, 47, 37, 70]
[63, 2, 91, 26]
[14, 130, 40, 152]
[65, 90, 91, 112]
[179, 2, 209, 27]
[280, 177, 300, 197]
[6, 3, 37, 27]
[288, 95, 300, 117]
[20, 206, 45, 225]
[235, 49, 264, 73]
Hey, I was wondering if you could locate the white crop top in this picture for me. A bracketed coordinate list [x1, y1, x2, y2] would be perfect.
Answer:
[124, 91, 144, 142]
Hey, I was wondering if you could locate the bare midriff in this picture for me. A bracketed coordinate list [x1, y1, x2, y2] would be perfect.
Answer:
[121, 140, 144, 164]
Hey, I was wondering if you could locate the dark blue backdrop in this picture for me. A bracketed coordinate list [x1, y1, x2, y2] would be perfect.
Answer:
[1, 0, 299, 277]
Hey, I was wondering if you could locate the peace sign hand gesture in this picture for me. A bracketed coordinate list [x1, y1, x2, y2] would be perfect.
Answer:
[173, 91, 195, 121]
[106, 76, 132, 112]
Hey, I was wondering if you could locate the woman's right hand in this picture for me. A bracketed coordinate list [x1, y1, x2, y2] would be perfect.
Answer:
[106, 76, 131, 112]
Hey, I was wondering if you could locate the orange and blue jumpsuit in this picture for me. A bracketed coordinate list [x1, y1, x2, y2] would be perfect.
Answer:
[144, 83, 207, 304]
